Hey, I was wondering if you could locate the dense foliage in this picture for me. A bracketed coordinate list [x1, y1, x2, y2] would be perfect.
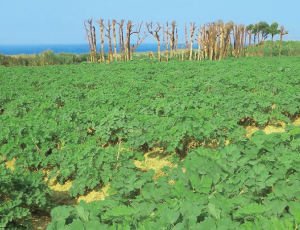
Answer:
[48, 130, 300, 229]
[0, 50, 102, 67]
[0, 56, 300, 228]
[0, 163, 52, 228]
[247, 40, 300, 57]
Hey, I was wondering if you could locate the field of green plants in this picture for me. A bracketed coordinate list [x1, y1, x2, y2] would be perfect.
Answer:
[1, 56, 300, 229]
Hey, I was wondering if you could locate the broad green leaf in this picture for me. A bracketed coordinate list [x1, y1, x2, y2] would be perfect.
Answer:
[84, 221, 107, 230]
[208, 203, 221, 220]
[160, 208, 180, 225]
[51, 206, 74, 221]
[66, 219, 85, 230]
[76, 205, 89, 222]
[199, 217, 216, 230]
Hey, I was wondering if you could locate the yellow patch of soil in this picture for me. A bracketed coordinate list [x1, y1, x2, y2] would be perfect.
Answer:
[244, 126, 260, 138]
[32, 169, 110, 229]
[245, 120, 286, 138]
[42, 170, 74, 206]
[293, 118, 300, 126]
[4, 158, 16, 171]
[77, 183, 110, 204]
[263, 125, 286, 135]
[134, 148, 174, 180]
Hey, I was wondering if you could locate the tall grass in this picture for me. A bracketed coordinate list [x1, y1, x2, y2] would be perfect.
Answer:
[245, 40, 300, 57]
[0, 50, 102, 67]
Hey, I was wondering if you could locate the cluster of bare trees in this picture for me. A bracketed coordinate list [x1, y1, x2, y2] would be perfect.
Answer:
[84, 19, 146, 62]
[84, 19, 289, 62]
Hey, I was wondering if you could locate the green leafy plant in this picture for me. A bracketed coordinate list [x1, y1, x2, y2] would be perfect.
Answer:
[0, 163, 52, 228]
[1, 56, 300, 229]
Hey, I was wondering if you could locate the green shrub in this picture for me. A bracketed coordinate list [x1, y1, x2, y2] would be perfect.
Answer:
[56, 53, 79, 65]
[0, 163, 52, 228]
[40, 50, 57, 65]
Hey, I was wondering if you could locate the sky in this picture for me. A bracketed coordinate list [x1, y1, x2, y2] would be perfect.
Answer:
[0, 0, 299, 45]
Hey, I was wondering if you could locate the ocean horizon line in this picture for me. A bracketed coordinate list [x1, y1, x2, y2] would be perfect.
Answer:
[0, 42, 252, 55]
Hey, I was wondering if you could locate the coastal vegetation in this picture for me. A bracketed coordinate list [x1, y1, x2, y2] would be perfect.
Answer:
[1, 40, 300, 67]
[1, 19, 299, 67]
[83, 19, 290, 62]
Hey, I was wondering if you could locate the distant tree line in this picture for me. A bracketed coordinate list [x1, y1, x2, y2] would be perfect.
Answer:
[0, 20, 296, 67]
[84, 19, 289, 62]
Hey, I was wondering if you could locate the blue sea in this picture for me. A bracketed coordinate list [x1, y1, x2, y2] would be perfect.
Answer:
[0, 43, 200, 55]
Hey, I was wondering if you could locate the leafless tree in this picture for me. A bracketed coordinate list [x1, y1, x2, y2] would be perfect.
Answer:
[185, 23, 189, 49]
[164, 21, 176, 57]
[104, 20, 113, 60]
[84, 19, 97, 62]
[189, 22, 196, 60]
[97, 19, 105, 62]
[125, 21, 147, 60]
[112, 20, 118, 60]
[146, 22, 162, 60]
[279, 25, 288, 57]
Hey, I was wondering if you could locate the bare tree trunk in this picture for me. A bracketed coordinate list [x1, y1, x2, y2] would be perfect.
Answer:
[215, 25, 220, 60]
[84, 19, 97, 62]
[162, 23, 165, 52]
[240, 26, 244, 57]
[189, 22, 196, 60]
[196, 26, 201, 60]
[164, 21, 176, 57]
[97, 19, 105, 62]
[104, 20, 113, 61]
[112, 20, 117, 61]
[124, 21, 147, 60]
[116, 20, 125, 60]
[90, 22, 96, 62]
[146, 22, 161, 61]
[185, 23, 189, 49]
[224, 23, 233, 59]
[271, 35, 274, 57]
[93, 26, 97, 61]
[279, 25, 289, 58]
[233, 24, 239, 58]
[84, 21, 93, 61]
[208, 23, 216, 60]
[203, 25, 208, 59]
[170, 21, 176, 56]
[175, 28, 178, 52]
[219, 23, 225, 60]
[166, 21, 169, 52]
[248, 32, 251, 47]
[256, 33, 259, 45]
[279, 29, 283, 58]
[125, 20, 132, 61]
